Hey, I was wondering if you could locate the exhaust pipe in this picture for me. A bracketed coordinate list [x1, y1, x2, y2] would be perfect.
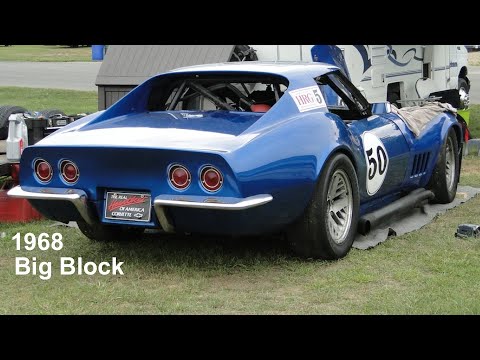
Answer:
[358, 188, 434, 235]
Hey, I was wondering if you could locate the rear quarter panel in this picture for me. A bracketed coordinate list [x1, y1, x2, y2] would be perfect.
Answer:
[226, 108, 363, 224]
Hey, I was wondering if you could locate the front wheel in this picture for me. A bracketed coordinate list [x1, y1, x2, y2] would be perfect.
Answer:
[428, 128, 460, 204]
[288, 153, 360, 260]
[77, 220, 145, 242]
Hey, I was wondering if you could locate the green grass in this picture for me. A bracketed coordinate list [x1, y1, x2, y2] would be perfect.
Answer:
[468, 51, 480, 66]
[0, 87, 479, 314]
[468, 105, 480, 139]
[0, 87, 97, 114]
[0, 45, 92, 62]
[1, 157, 479, 315]
[0, 86, 475, 136]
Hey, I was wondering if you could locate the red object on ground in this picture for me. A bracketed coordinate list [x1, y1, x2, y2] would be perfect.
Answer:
[10, 164, 20, 183]
[0, 184, 43, 223]
[457, 116, 471, 143]
[464, 124, 471, 143]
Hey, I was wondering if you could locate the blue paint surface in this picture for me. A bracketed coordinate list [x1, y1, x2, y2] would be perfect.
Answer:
[19, 62, 461, 235]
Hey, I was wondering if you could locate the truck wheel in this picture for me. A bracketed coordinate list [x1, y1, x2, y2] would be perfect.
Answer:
[428, 128, 459, 204]
[458, 78, 470, 94]
[288, 153, 359, 260]
[0, 105, 27, 140]
[38, 108, 66, 119]
[77, 220, 145, 242]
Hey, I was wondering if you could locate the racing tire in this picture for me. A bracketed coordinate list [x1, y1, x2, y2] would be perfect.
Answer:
[77, 220, 145, 242]
[458, 78, 470, 94]
[428, 128, 459, 204]
[0, 105, 28, 140]
[229, 45, 258, 62]
[288, 153, 360, 260]
[38, 108, 66, 119]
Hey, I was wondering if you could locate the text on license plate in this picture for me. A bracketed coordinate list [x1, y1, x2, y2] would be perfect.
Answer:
[104, 191, 151, 222]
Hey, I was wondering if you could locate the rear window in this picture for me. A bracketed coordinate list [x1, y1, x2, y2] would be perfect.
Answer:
[147, 74, 289, 112]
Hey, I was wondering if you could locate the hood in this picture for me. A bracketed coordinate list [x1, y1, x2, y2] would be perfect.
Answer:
[37, 110, 264, 153]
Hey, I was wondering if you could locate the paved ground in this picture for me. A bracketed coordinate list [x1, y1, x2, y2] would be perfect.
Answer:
[0, 61, 478, 100]
[0, 61, 102, 91]
[0, 63, 479, 169]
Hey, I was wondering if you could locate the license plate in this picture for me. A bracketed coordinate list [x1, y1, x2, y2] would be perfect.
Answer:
[104, 191, 151, 222]
[55, 119, 67, 126]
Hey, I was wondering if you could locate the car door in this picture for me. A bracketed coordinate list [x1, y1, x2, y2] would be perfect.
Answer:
[316, 71, 411, 204]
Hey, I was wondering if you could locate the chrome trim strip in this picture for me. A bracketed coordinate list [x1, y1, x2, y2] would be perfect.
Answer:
[153, 194, 273, 211]
[7, 186, 96, 225]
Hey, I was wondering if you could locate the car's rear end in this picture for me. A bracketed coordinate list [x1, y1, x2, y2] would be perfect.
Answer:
[14, 141, 285, 234]
[9, 62, 336, 237]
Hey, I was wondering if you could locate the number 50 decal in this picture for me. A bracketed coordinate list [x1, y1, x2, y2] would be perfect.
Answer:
[362, 132, 389, 195]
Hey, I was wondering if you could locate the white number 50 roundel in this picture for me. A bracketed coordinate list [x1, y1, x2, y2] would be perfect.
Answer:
[362, 132, 389, 196]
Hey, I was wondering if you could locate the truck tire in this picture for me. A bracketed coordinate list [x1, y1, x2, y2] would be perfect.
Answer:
[458, 78, 470, 94]
[38, 108, 66, 119]
[229, 45, 258, 62]
[0, 105, 27, 140]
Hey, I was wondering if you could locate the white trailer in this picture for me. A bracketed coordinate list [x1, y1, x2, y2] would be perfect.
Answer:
[249, 45, 470, 107]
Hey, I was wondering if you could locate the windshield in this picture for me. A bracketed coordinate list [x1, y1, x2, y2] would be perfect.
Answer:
[147, 74, 289, 113]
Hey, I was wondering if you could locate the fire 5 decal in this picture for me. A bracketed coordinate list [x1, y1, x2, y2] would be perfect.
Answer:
[289, 86, 325, 112]
[362, 131, 389, 196]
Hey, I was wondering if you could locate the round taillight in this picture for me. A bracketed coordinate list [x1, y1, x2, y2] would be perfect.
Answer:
[34, 159, 53, 183]
[169, 165, 191, 190]
[60, 160, 79, 184]
[200, 166, 223, 192]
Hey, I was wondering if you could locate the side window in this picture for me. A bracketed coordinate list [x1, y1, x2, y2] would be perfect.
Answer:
[315, 71, 371, 119]
[317, 81, 347, 109]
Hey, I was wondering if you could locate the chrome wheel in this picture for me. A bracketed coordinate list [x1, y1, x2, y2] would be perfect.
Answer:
[445, 136, 456, 192]
[326, 169, 353, 244]
[459, 88, 470, 109]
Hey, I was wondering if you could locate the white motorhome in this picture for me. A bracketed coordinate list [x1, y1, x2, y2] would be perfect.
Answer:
[249, 45, 469, 107]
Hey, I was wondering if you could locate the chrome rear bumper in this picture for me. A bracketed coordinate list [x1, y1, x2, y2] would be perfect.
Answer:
[153, 194, 273, 210]
[7, 186, 97, 225]
[8, 186, 273, 232]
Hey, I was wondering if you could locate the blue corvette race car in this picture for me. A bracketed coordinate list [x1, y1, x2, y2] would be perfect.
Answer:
[9, 62, 466, 259]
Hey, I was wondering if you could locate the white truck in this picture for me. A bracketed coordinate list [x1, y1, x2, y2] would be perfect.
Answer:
[248, 45, 470, 109]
